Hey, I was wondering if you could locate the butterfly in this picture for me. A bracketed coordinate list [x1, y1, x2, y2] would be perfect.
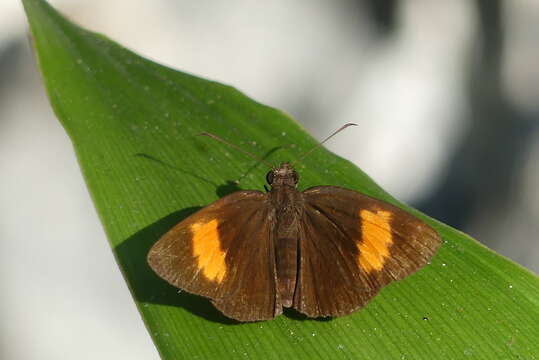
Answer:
[147, 124, 441, 321]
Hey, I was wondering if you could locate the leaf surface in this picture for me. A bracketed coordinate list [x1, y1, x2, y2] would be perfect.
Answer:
[23, 0, 539, 358]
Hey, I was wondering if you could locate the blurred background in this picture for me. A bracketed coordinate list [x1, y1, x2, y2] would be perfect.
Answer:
[1, 0, 538, 359]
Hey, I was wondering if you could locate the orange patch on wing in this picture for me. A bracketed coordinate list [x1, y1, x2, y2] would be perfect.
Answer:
[358, 209, 394, 273]
[190, 219, 227, 283]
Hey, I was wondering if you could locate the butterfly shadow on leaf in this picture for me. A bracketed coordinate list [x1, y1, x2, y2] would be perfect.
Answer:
[116, 154, 250, 324]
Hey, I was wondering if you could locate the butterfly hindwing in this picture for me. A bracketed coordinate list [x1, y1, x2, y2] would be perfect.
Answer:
[147, 190, 280, 321]
[294, 186, 441, 318]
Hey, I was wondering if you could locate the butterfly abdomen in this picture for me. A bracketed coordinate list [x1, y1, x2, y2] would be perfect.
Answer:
[275, 234, 298, 308]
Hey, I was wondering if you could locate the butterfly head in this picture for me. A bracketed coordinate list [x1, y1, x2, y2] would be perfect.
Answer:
[266, 162, 299, 188]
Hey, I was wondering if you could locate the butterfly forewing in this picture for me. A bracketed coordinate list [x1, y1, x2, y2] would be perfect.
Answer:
[147, 190, 280, 321]
[293, 186, 442, 318]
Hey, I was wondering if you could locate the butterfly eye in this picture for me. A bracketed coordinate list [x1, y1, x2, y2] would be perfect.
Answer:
[266, 171, 274, 185]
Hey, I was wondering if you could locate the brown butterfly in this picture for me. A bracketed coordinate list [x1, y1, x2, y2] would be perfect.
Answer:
[147, 124, 441, 321]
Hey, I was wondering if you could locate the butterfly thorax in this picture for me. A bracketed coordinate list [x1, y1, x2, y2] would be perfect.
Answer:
[267, 162, 303, 226]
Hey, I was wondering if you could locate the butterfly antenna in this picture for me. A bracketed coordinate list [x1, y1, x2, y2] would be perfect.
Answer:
[291, 123, 357, 166]
[199, 132, 274, 168]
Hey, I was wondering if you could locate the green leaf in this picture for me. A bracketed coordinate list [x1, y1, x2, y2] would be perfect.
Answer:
[23, 0, 539, 358]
